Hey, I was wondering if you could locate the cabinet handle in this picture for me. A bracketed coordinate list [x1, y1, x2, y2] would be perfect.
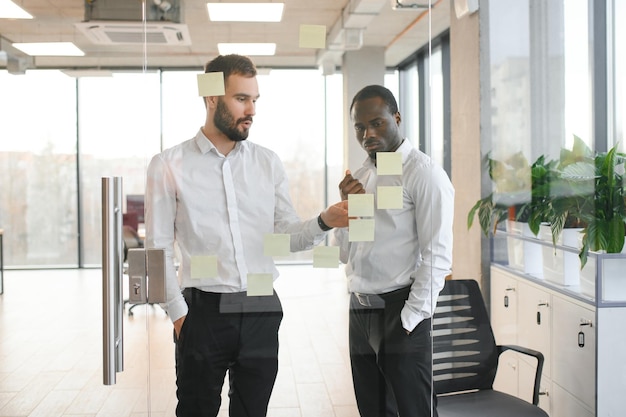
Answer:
[505, 287, 516, 292]
[537, 301, 549, 307]
[539, 390, 549, 397]
[579, 319, 593, 327]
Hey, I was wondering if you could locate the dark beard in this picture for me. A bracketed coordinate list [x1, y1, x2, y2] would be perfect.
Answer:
[214, 99, 252, 142]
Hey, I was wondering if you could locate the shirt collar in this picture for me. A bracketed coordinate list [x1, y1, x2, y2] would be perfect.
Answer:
[194, 128, 246, 157]
[362, 138, 411, 168]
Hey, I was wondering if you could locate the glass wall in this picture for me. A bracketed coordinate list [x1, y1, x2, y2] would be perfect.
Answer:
[0, 68, 343, 268]
[78, 72, 162, 266]
[0, 70, 79, 267]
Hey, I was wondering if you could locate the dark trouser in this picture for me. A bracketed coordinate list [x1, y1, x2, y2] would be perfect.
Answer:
[175, 288, 283, 417]
[349, 286, 438, 417]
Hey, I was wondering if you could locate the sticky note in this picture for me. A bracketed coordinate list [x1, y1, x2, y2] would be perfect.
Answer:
[264, 234, 291, 257]
[247, 273, 274, 296]
[190, 255, 218, 279]
[348, 194, 375, 217]
[349, 218, 375, 242]
[197, 72, 225, 97]
[313, 246, 340, 268]
[377, 152, 403, 175]
[377, 186, 404, 209]
[299, 24, 326, 49]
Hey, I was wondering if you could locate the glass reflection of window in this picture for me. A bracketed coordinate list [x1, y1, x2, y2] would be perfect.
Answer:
[430, 45, 444, 168]
[613, 0, 626, 151]
[78, 73, 161, 266]
[0, 70, 79, 267]
[399, 61, 419, 144]
[564, 0, 591, 150]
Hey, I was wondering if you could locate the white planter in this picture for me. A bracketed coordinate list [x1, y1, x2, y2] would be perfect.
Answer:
[540, 225, 583, 286]
[578, 235, 626, 300]
[506, 220, 543, 278]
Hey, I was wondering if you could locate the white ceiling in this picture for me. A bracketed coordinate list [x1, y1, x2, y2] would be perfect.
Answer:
[0, 0, 451, 70]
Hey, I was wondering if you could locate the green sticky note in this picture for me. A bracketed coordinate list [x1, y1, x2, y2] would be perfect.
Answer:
[197, 72, 225, 97]
[313, 246, 340, 268]
[247, 273, 274, 296]
[190, 255, 218, 279]
[299, 24, 327, 49]
[348, 193, 375, 217]
[349, 218, 375, 242]
[377, 186, 404, 209]
[264, 233, 291, 257]
[377, 152, 403, 175]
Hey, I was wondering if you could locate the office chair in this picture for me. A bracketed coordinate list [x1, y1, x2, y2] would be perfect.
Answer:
[433, 279, 549, 417]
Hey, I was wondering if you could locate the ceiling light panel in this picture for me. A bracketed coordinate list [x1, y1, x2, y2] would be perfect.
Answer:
[0, 0, 33, 19]
[217, 43, 276, 56]
[207, 3, 284, 22]
[12, 42, 85, 56]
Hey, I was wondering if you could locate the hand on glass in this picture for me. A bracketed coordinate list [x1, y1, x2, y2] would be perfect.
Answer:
[320, 200, 349, 228]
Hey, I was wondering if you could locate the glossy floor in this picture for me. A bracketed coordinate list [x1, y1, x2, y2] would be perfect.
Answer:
[0, 266, 358, 417]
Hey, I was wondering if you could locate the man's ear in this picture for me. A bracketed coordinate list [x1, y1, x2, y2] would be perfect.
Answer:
[206, 95, 218, 109]
[395, 111, 402, 126]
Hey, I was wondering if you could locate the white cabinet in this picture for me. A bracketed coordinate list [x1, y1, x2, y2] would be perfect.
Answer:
[551, 296, 595, 410]
[491, 263, 626, 417]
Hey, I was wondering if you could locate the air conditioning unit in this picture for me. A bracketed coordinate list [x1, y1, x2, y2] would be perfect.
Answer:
[76, 0, 191, 45]
[75, 21, 191, 45]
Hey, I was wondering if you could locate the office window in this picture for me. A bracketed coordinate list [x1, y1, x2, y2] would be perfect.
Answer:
[430, 45, 445, 169]
[78, 73, 161, 266]
[488, 0, 592, 162]
[613, 0, 626, 151]
[398, 61, 419, 144]
[0, 70, 79, 267]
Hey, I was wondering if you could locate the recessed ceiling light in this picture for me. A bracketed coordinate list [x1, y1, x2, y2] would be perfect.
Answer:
[12, 42, 85, 56]
[0, 0, 33, 19]
[218, 43, 276, 56]
[207, 3, 284, 22]
[61, 69, 113, 78]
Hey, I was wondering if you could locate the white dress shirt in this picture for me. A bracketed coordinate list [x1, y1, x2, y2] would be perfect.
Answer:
[145, 129, 327, 323]
[334, 139, 454, 331]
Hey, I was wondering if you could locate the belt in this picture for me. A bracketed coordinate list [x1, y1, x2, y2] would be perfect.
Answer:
[353, 285, 411, 308]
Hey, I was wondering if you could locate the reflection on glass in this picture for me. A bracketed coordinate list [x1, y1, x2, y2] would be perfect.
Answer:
[0, 70, 78, 267]
[614, 0, 626, 151]
[78, 72, 161, 266]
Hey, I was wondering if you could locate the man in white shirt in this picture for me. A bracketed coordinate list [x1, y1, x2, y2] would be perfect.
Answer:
[335, 85, 454, 417]
[145, 54, 348, 417]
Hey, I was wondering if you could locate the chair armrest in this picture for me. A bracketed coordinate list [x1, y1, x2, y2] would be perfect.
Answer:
[497, 344, 545, 405]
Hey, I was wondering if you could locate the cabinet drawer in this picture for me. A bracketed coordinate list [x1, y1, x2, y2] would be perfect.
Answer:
[551, 296, 595, 409]
[490, 269, 518, 345]
[518, 281, 552, 378]
[551, 382, 594, 417]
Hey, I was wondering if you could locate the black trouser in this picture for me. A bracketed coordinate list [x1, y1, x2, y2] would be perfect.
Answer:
[349, 286, 438, 417]
[175, 288, 283, 417]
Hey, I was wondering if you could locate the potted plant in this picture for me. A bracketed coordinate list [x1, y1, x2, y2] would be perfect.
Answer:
[467, 151, 543, 275]
[467, 151, 532, 237]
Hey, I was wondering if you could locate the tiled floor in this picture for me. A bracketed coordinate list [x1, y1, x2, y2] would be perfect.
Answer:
[0, 265, 359, 417]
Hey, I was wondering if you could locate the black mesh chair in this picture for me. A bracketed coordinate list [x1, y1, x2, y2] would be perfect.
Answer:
[433, 279, 549, 417]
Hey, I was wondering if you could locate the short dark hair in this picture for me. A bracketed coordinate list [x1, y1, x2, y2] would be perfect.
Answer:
[350, 85, 399, 115]
[204, 54, 257, 78]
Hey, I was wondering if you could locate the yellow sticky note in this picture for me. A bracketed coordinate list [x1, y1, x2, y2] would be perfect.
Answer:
[264, 234, 291, 257]
[377, 186, 404, 209]
[377, 152, 403, 175]
[313, 246, 340, 268]
[349, 218, 375, 242]
[190, 255, 218, 279]
[348, 194, 375, 217]
[197, 72, 225, 97]
[247, 273, 274, 296]
[299, 24, 326, 49]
